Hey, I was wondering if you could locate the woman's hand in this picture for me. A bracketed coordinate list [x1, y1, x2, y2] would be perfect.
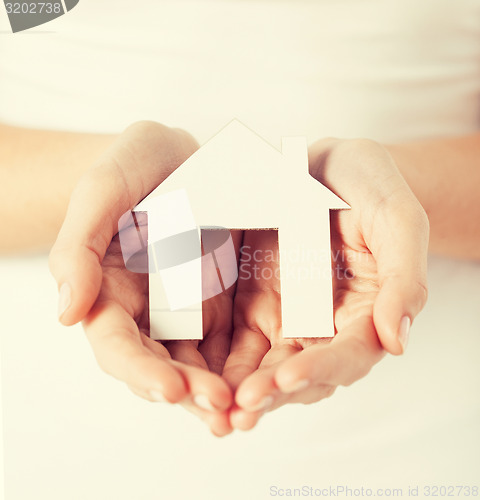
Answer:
[49, 121, 236, 436]
[225, 138, 429, 430]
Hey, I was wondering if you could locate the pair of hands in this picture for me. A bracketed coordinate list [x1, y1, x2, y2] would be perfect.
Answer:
[49, 121, 429, 437]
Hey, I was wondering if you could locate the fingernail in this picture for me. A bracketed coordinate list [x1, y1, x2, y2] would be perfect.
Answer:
[57, 283, 71, 319]
[280, 378, 310, 394]
[248, 395, 274, 412]
[194, 394, 217, 412]
[150, 390, 168, 402]
[398, 316, 411, 352]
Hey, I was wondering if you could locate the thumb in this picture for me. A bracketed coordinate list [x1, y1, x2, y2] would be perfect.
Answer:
[372, 201, 429, 355]
[49, 121, 198, 326]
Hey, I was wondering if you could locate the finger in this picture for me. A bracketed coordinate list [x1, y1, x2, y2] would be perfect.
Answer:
[165, 340, 234, 412]
[281, 384, 336, 405]
[234, 343, 299, 411]
[275, 315, 384, 392]
[50, 122, 198, 326]
[221, 231, 277, 389]
[130, 334, 235, 435]
[127, 384, 233, 437]
[86, 298, 233, 412]
[230, 384, 336, 431]
[127, 384, 172, 403]
[198, 328, 233, 376]
[226, 336, 286, 430]
[229, 404, 263, 431]
[229, 344, 294, 431]
[223, 229, 282, 389]
[223, 290, 280, 391]
[371, 204, 429, 355]
[222, 325, 270, 391]
[181, 400, 234, 437]
[83, 299, 187, 403]
[199, 230, 243, 375]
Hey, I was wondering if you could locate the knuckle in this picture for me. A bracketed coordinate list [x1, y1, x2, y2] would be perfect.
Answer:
[414, 279, 429, 309]
[339, 138, 386, 167]
[346, 137, 379, 152]
[127, 120, 168, 137]
[172, 127, 200, 150]
[322, 385, 336, 399]
[417, 205, 430, 235]
[301, 384, 336, 405]
[404, 200, 429, 228]
[48, 245, 60, 274]
[127, 385, 148, 401]
[344, 365, 370, 386]
[95, 355, 114, 378]
[128, 121, 198, 155]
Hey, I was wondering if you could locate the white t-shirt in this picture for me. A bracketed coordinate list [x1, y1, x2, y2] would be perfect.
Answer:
[0, 0, 479, 145]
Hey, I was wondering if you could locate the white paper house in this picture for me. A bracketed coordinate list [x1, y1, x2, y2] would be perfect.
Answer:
[134, 120, 348, 340]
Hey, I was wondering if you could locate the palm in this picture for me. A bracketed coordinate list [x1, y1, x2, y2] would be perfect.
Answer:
[223, 210, 385, 429]
[96, 206, 385, 431]
[85, 232, 238, 435]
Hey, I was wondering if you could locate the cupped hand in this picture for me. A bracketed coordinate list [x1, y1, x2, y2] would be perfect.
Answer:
[49, 121, 237, 436]
[224, 138, 429, 430]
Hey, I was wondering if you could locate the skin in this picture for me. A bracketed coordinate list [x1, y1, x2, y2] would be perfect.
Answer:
[225, 139, 430, 431]
[52, 126, 430, 436]
[0, 123, 116, 253]
[2, 120, 479, 435]
[387, 134, 480, 260]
